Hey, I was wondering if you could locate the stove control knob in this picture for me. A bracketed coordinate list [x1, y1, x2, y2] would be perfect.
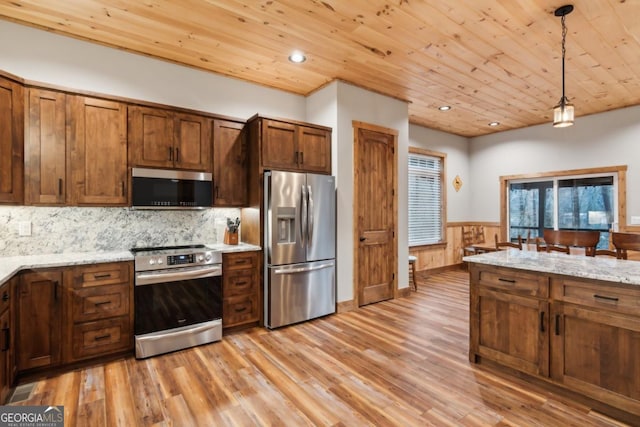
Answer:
[157, 258, 163, 265]
[148, 259, 156, 265]
[198, 255, 204, 262]
[205, 253, 212, 262]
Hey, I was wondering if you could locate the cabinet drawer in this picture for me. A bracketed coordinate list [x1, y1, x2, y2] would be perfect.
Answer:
[475, 266, 548, 298]
[552, 279, 640, 316]
[71, 316, 131, 360]
[72, 262, 130, 288]
[223, 269, 256, 297]
[223, 295, 259, 327]
[71, 284, 130, 322]
[223, 252, 257, 271]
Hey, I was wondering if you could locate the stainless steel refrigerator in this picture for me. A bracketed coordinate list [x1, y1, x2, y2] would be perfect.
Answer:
[264, 170, 336, 329]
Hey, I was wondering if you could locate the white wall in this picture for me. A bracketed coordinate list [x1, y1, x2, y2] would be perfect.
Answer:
[0, 20, 305, 121]
[307, 81, 409, 303]
[408, 125, 470, 222]
[469, 105, 640, 223]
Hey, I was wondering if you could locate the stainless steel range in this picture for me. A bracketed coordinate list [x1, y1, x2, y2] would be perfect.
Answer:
[131, 244, 222, 358]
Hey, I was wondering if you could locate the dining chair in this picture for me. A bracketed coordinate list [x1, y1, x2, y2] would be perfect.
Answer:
[612, 232, 640, 260]
[541, 229, 600, 256]
[494, 234, 522, 250]
[462, 225, 485, 256]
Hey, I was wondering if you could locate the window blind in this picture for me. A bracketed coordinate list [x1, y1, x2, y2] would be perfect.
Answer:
[408, 153, 443, 246]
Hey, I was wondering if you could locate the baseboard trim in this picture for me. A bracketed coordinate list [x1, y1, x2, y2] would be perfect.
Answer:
[337, 299, 355, 313]
[422, 264, 466, 275]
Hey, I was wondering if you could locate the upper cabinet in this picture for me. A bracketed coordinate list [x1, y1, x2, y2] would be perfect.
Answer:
[128, 106, 212, 172]
[67, 95, 128, 206]
[24, 89, 128, 206]
[213, 119, 247, 206]
[25, 88, 67, 205]
[0, 76, 24, 204]
[251, 117, 331, 174]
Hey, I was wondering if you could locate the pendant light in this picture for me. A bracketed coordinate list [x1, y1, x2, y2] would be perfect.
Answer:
[553, 5, 574, 128]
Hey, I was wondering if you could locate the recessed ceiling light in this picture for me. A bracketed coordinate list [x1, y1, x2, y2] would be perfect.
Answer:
[438, 105, 451, 111]
[288, 51, 306, 63]
[489, 121, 500, 127]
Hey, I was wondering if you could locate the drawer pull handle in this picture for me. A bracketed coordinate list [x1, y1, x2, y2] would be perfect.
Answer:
[498, 278, 516, 284]
[235, 281, 248, 286]
[539, 311, 545, 333]
[235, 306, 248, 313]
[94, 274, 112, 279]
[555, 314, 560, 336]
[94, 300, 112, 306]
[94, 334, 111, 341]
[2, 292, 8, 302]
[593, 294, 619, 302]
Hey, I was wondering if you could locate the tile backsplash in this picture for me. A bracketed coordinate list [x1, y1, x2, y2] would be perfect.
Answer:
[0, 206, 241, 256]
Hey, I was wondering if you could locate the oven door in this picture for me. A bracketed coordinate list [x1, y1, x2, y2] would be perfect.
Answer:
[134, 265, 222, 336]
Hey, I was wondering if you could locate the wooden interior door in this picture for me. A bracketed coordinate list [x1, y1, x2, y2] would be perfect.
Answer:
[354, 122, 397, 306]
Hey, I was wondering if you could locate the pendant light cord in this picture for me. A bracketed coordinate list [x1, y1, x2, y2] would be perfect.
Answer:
[561, 14, 567, 103]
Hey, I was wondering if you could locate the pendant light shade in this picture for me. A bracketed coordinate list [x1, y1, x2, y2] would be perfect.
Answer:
[552, 5, 574, 128]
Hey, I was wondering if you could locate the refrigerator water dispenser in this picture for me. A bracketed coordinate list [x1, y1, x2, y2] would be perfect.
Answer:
[276, 207, 296, 243]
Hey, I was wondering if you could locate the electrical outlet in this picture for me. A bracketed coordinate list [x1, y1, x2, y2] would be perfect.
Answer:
[18, 221, 31, 236]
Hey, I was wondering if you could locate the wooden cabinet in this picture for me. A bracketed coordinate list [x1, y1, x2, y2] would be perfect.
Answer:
[67, 95, 128, 205]
[0, 76, 24, 204]
[17, 270, 62, 371]
[470, 263, 640, 420]
[16, 262, 133, 373]
[0, 278, 15, 403]
[550, 279, 640, 416]
[128, 105, 212, 172]
[252, 116, 331, 174]
[64, 262, 133, 363]
[25, 88, 67, 205]
[222, 251, 260, 329]
[213, 119, 247, 206]
[470, 265, 549, 377]
[25, 89, 128, 206]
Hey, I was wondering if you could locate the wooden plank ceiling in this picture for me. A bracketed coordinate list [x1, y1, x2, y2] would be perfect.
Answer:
[1, 1, 638, 137]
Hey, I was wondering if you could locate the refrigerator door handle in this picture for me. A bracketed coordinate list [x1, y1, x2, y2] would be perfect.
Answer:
[273, 262, 334, 275]
[307, 184, 314, 248]
[300, 184, 308, 246]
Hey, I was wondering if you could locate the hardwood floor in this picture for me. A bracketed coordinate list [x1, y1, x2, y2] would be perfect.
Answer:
[11, 270, 633, 426]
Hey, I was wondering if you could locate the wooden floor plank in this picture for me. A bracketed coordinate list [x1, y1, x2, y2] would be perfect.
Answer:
[9, 269, 635, 426]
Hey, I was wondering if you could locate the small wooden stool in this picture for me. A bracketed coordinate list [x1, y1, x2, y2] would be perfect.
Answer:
[408, 255, 417, 291]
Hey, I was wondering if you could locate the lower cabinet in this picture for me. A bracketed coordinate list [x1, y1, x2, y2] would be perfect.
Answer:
[16, 262, 133, 375]
[222, 251, 260, 329]
[0, 278, 15, 403]
[470, 264, 640, 420]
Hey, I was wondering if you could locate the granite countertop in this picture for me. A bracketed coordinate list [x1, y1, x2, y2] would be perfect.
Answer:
[464, 249, 640, 286]
[0, 242, 262, 286]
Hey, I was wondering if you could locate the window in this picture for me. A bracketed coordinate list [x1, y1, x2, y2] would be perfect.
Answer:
[408, 148, 445, 246]
[508, 173, 617, 249]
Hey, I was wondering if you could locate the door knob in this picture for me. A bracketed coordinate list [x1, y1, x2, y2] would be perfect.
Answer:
[359, 237, 366, 242]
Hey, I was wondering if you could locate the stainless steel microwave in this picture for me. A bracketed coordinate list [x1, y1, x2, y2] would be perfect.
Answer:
[131, 168, 213, 209]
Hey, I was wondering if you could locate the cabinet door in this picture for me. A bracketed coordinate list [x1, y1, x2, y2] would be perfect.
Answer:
[25, 88, 67, 205]
[173, 112, 212, 171]
[297, 125, 331, 174]
[473, 286, 549, 377]
[261, 119, 297, 170]
[18, 271, 62, 371]
[551, 303, 640, 416]
[213, 120, 247, 206]
[68, 96, 128, 205]
[0, 309, 8, 404]
[128, 106, 174, 168]
[0, 77, 23, 204]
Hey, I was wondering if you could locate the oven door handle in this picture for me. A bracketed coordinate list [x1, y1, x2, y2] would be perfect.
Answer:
[135, 265, 222, 286]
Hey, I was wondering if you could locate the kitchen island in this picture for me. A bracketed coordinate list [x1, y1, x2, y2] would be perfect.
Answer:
[465, 249, 640, 423]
